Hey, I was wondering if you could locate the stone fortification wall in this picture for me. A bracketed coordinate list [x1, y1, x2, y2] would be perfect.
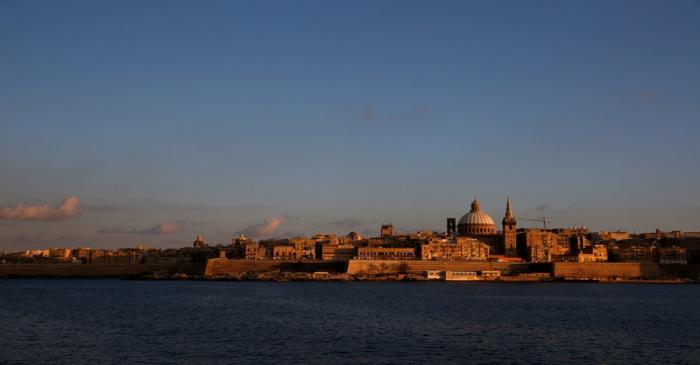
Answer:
[0, 263, 204, 278]
[204, 259, 347, 276]
[346, 260, 550, 275]
[658, 264, 700, 280]
[553, 262, 660, 279]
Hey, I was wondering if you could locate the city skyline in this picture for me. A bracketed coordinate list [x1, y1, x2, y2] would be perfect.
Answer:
[2, 0, 699, 250]
[0, 194, 695, 250]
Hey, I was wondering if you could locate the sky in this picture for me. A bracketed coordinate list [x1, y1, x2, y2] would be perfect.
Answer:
[1, 0, 699, 250]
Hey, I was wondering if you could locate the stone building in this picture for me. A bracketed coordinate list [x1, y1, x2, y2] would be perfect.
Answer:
[595, 231, 631, 242]
[229, 234, 252, 258]
[347, 231, 362, 241]
[266, 237, 317, 260]
[578, 244, 608, 262]
[357, 247, 416, 260]
[380, 224, 395, 238]
[420, 237, 489, 261]
[658, 246, 688, 264]
[609, 245, 656, 262]
[321, 244, 356, 261]
[273, 245, 296, 260]
[48, 248, 72, 259]
[244, 243, 268, 260]
[517, 229, 560, 263]
[313, 233, 340, 245]
[551, 227, 590, 254]
[289, 237, 316, 260]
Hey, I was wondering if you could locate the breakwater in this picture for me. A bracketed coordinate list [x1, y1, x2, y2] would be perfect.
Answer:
[553, 262, 660, 280]
[346, 259, 551, 275]
[553, 262, 700, 280]
[203, 259, 347, 276]
[2, 261, 698, 282]
[0, 263, 205, 278]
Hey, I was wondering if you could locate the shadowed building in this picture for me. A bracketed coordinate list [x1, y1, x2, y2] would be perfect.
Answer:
[192, 235, 206, 248]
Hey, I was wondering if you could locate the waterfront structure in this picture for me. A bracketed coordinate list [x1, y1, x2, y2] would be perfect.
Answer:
[444, 271, 480, 281]
[426, 270, 442, 280]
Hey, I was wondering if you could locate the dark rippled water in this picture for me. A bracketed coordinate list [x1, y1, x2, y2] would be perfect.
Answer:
[1, 280, 699, 364]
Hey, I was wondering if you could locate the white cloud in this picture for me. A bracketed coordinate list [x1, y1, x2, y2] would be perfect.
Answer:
[235, 217, 284, 238]
[0, 196, 80, 221]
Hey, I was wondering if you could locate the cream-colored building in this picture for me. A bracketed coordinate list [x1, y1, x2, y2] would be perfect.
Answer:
[321, 244, 356, 261]
[272, 245, 296, 260]
[421, 237, 489, 261]
[578, 244, 608, 262]
[357, 247, 416, 260]
[244, 243, 267, 260]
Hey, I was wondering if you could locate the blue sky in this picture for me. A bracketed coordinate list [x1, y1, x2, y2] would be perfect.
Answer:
[1, 0, 699, 249]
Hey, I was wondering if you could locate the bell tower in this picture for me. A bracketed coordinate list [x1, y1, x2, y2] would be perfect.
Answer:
[502, 197, 517, 257]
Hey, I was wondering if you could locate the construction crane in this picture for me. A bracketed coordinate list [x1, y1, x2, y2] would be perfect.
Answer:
[520, 217, 551, 230]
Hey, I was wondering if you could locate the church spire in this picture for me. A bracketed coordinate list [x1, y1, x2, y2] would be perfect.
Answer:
[505, 196, 513, 219]
[502, 196, 517, 257]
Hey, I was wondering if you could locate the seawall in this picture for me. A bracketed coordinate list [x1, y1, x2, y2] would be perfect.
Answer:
[204, 259, 347, 276]
[346, 260, 551, 275]
[553, 262, 660, 279]
[0, 263, 205, 278]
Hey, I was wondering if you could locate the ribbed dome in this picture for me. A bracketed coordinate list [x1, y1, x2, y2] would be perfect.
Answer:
[456, 198, 497, 235]
[458, 210, 495, 226]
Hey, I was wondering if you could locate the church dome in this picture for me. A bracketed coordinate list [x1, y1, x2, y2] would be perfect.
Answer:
[457, 199, 496, 235]
[458, 210, 495, 226]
